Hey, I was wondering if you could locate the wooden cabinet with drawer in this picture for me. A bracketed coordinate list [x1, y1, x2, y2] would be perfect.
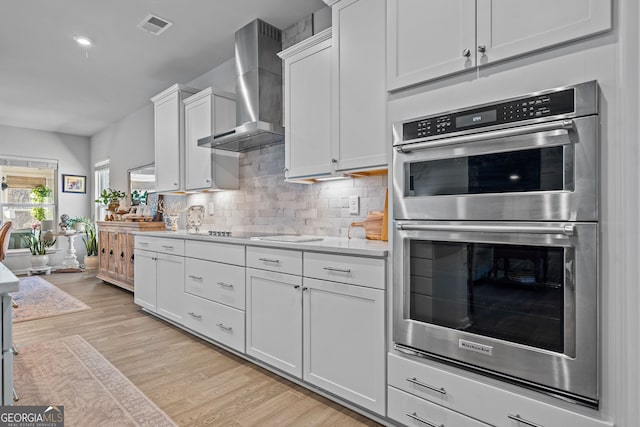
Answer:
[96, 221, 165, 292]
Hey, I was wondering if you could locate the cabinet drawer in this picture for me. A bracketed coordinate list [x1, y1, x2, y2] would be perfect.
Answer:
[246, 246, 302, 276]
[182, 293, 245, 353]
[303, 252, 385, 289]
[185, 240, 245, 265]
[388, 353, 612, 427]
[388, 386, 489, 427]
[135, 236, 184, 256]
[185, 258, 245, 310]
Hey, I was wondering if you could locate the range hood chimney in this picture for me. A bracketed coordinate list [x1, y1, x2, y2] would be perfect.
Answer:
[198, 19, 284, 152]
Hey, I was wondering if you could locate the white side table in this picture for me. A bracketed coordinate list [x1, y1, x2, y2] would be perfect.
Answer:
[58, 232, 80, 269]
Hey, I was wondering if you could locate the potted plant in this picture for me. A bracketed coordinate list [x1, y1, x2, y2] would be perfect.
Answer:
[30, 184, 52, 222]
[82, 223, 99, 271]
[23, 222, 56, 267]
[131, 190, 148, 206]
[95, 188, 126, 220]
[67, 216, 91, 232]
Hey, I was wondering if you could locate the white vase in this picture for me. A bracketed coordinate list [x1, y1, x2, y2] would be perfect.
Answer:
[31, 254, 49, 267]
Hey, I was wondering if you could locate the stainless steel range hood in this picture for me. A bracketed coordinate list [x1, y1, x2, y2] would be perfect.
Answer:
[198, 19, 283, 152]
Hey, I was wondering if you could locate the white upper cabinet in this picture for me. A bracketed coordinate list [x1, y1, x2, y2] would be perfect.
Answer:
[279, 29, 333, 180]
[152, 84, 198, 193]
[387, 0, 476, 92]
[328, 0, 387, 173]
[184, 87, 239, 191]
[387, 0, 612, 91]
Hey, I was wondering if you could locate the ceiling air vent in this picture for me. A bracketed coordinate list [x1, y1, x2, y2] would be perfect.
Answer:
[137, 14, 173, 35]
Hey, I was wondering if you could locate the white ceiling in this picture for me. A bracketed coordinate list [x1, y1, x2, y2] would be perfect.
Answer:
[0, 0, 325, 137]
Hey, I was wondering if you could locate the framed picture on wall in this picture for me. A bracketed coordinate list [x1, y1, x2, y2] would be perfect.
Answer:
[62, 174, 86, 194]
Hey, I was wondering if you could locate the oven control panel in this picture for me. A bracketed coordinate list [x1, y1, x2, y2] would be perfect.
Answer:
[403, 88, 576, 141]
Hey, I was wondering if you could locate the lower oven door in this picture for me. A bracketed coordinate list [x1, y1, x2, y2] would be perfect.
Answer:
[393, 220, 598, 406]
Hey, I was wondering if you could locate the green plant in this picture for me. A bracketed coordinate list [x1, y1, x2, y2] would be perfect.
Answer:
[30, 184, 52, 222]
[82, 223, 98, 256]
[95, 188, 126, 206]
[23, 223, 56, 255]
[66, 216, 91, 228]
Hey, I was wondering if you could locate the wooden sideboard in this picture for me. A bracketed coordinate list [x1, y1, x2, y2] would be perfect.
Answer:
[96, 221, 165, 292]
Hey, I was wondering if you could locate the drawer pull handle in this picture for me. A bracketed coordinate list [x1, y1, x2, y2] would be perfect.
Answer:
[217, 282, 234, 288]
[139, 242, 149, 246]
[507, 414, 544, 427]
[162, 245, 174, 249]
[258, 258, 280, 263]
[188, 275, 203, 280]
[406, 377, 447, 395]
[188, 312, 202, 320]
[216, 323, 233, 332]
[323, 266, 351, 273]
[405, 412, 443, 427]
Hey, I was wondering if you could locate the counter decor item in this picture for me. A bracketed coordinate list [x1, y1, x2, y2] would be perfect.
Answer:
[157, 199, 184, 231]
[95, 188, 126, 220]
[349, 211, 384, 240]
[186, 205, 205, 234]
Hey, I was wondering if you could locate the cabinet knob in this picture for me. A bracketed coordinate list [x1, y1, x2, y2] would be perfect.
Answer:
[477, 45, 487, 54]
[130, 254, 135, 262]
[109, 249, 113, 256]
[120, 251, 124, 259]
[101, 248, 105, 254]
[205, 179, 211, 183]
[331, 158, 338, 164]
[462, 48, 471, 58]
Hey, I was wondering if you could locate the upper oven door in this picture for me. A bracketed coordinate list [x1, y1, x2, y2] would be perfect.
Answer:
[393, 115, 598, 221]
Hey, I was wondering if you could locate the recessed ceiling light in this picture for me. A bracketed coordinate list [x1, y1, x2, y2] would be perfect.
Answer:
[73, 36, 93, 47]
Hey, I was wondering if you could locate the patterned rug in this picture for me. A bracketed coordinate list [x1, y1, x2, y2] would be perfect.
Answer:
[14, 335, 177, 427]
[11, 276, 91, 322]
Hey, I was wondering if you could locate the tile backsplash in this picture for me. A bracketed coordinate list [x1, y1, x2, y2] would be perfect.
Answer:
[185, 145, 388, 237]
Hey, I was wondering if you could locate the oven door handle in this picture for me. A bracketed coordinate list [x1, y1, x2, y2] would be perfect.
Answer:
[397, 223, 575, 236]
[395, 119, 574, 153]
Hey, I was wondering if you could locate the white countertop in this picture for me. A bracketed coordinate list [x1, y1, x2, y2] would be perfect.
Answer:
[0, 262, 19, 294]
[132, 230, 389, 257]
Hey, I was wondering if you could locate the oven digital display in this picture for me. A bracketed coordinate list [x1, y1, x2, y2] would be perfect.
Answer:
[456, 110, 497, 128]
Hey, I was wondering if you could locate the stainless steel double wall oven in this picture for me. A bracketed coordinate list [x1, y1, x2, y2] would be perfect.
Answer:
[392, 81, 600, 406]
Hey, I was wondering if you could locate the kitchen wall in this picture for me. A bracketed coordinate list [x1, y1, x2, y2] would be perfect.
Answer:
[186, 145, 387, 237]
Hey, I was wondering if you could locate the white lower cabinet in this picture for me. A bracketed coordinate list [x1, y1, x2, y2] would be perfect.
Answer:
[182, 292, 245, 353]
[388, 387, 489, 427]
[246, 268, 303, 377]
[388, 353, 613, 427]
[156, 253, 185, 323]
[133, 248, 157, 312]
[303, 277, 385, 415]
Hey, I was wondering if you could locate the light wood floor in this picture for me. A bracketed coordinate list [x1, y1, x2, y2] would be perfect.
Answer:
[13, 273, 383, 427]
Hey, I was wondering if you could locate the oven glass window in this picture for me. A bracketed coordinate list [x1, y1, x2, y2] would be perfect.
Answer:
[409, 240, 565, 353]
[408, 146, 564, 196]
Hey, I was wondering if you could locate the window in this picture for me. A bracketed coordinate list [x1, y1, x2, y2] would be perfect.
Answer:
[0, 156, 58, 250]
[94, 159, 110, 221]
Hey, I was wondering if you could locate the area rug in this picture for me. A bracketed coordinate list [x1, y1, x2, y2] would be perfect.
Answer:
[11, 276, 91, 322]
[13, 335, 177, 427]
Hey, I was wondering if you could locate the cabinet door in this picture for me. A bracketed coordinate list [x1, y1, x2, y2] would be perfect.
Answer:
[387, 0, 476, 91]
[126, 233, 135, 284]
[303, 277, 385, 414]
[156, 252, 185, 323]
[98, 230, 109, 275]
[331, 0, 387, 172]
[246, 268, 303, 378]
[107, 232, 118, 276]
[476, 0, 612, 65]
[116, 232, 128, 283]
[133, 249, 157, 312]
[283, 33, 332, 179]
[154, 91, 181, 192]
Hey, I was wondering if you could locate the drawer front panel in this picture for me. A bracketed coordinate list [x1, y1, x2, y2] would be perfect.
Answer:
[185, 240, 245, 265]
[388, 353, 612, 427]
[135, 236, 184, 256]
[246, 246, 302, 276]
[303, 252, 385, 289]
[185, 257, 245, 310]
[182, 293, 245, 353]
[388, 386, 490, 427]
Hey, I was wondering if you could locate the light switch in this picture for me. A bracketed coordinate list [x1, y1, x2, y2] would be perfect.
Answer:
[349, 196, 359, 215]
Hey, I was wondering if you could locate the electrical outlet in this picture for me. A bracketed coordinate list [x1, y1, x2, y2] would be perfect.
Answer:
[208, 202, 215, 215]
[349, 196, 359, 215]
